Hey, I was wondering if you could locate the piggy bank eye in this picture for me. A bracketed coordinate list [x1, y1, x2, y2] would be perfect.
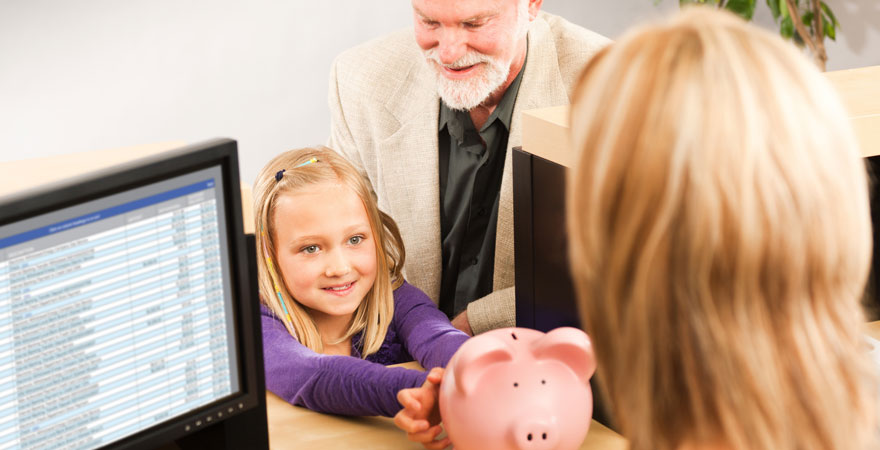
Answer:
[541, 379, 546, 385]
[511, 332, 518, 340]
[513, 382, 519, 387]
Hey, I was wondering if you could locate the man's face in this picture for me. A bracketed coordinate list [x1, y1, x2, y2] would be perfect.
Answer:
[412, 0, 533, 111]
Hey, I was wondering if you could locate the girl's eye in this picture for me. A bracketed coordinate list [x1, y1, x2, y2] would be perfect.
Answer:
[348, 235, 363, 245]
[301, 245, 319, 254]
[464, 21, 484, 29]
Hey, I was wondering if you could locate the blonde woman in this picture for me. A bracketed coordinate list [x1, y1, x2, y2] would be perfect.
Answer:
[395, 7, 878, 450]
[255, 147, 468, 417]
[567, 7, 878, 450]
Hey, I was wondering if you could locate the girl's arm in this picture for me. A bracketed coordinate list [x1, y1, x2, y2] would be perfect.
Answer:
[393, 282, 470, 369]
[262, 309, 427, 417]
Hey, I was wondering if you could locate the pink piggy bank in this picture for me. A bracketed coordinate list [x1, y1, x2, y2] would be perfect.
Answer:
[439, 327, 596, 450]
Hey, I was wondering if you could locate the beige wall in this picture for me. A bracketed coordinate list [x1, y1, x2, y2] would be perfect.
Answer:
[1, 0, 877, 185]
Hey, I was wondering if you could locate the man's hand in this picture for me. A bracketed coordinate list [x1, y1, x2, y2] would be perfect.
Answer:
[451, 310, 473, 336]
[394, 367, 450, 449]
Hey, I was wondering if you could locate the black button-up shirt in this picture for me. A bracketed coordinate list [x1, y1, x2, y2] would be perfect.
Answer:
[437, 64, 525, 318]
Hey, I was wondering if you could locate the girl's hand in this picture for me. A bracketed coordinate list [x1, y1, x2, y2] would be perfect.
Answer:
[394, 367, 450, 449]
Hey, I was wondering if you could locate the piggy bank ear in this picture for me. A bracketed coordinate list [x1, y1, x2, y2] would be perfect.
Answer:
[452, 335, 514, 396]
[530, 327, 596, 385]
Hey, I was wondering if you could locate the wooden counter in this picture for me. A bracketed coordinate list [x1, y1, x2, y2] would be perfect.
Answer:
[824, 65, 880, 158]
[265, 362, 628, 450]
[866, 320, 880, 340]
[0, 141, 255, 234]
[523, 65, 880, 168]
[268, 322, 880, 449]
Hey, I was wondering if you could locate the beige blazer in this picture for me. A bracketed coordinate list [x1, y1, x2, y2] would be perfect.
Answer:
[328, 12, 609, 334]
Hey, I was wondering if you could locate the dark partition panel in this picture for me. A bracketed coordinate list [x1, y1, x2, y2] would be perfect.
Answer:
[513, 149, 580, 331]
[514, 148, 880, 431]
[866, 155, 880, 320]
[512, 147, 613, 427]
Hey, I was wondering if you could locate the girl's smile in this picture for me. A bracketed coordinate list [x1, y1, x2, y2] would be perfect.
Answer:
[323, 280, 356, 295]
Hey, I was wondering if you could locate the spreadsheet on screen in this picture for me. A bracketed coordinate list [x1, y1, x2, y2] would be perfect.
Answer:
[0, 165, 240, 449]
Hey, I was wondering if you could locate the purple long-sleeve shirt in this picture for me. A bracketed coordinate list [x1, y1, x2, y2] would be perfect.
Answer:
[261, 281, 469, 417]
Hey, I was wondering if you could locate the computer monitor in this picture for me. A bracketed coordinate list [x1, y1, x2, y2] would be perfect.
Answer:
[0, 139, 267, 449]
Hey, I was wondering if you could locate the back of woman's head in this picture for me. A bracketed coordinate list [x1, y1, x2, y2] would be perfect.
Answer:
[253, 146, 405, 357]
[567, 7, 877, 450]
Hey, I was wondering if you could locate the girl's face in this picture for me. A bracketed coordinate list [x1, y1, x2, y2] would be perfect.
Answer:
[272, 181, 378, 324]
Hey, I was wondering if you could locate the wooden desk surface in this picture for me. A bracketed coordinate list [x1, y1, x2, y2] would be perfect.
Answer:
[866, 320, 880, 340]
[0, 142, 184, 197]
[522, 65, 880, 168]
[270, 323, 880, 449]
[265, 362, 628, 450]
[0, 141, 255, 234]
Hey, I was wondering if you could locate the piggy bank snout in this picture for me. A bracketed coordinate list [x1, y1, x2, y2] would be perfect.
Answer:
[513, 417, 559, 450]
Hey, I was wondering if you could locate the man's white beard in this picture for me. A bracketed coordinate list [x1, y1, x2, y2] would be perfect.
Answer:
[423, 48, 510, 111]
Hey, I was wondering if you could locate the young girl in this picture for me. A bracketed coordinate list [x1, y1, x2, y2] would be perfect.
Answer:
[254, 146, 469, 417]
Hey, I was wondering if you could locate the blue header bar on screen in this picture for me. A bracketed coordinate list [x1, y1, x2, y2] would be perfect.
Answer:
[0, 179, 216, 250]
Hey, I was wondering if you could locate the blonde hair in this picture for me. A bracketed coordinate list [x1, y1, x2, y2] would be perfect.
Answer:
[567, 8, 877, 450]
[254, 147, 405, 357]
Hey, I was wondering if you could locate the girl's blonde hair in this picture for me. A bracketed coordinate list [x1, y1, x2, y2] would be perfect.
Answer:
[254, 147, 405, 357]
[567, 8, 877, 450]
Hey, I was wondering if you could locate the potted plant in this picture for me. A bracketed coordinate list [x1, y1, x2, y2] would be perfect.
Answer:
[657, 0, 840, 70]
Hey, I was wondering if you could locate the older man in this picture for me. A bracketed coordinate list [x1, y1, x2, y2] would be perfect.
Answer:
[328, 0, 608, 335]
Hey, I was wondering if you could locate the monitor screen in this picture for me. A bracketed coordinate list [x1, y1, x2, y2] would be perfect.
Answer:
[0, 140, 263, 449]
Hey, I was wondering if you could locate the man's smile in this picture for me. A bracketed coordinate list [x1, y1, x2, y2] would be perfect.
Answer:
[439, 62, 482, 80]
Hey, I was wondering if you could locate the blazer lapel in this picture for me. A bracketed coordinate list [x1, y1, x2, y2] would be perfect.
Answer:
[378, 59, 444, 301]
[495, 17, 569, 290]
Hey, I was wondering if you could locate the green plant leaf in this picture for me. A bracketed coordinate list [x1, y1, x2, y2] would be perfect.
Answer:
[725, 0, 757, 19]
[825, 19, 836, 40]
[821, 1, 839, 27]
[779, 0, 789, 20]
[802, 10, 813, 27]
[780, 15, 794, 38]
[766, 0, 781, 20]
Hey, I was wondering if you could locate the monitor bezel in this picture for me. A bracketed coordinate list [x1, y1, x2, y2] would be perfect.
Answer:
[0, 139, 264, 450]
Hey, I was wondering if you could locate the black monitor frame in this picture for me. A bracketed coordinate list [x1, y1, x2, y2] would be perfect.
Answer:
[0, 139, 266, 450]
